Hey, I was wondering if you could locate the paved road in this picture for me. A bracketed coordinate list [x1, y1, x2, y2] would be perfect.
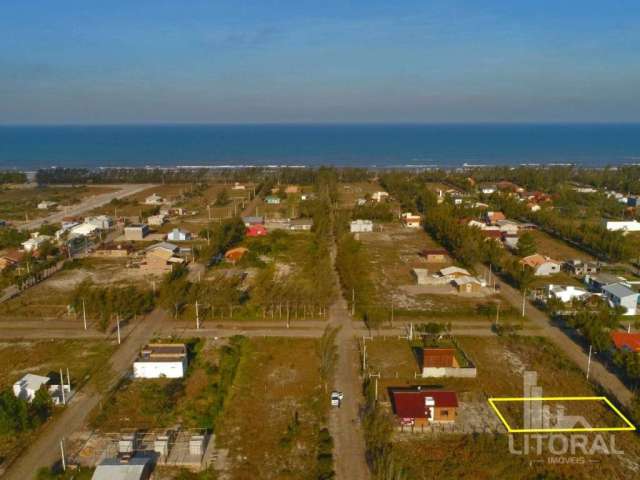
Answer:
[19, 184, 153, 231]
[2, 309, 168, 480]
[479, 264, 633, 406]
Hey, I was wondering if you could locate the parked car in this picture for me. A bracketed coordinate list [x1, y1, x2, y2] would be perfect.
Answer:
[331, 391, 344, 407]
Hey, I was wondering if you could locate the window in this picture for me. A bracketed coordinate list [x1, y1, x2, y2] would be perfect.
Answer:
[441, 409, 448, 417]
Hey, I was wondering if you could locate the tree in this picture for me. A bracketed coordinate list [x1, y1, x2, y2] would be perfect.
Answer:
[30, 386, 53, 424]
[215, 188, 230, 206]
[516, 232, 537, 257]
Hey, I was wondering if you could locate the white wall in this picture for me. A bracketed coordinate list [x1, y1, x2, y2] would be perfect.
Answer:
[133, 361, 186, 379]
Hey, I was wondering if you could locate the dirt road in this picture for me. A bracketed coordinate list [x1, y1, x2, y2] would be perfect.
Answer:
[479, 264, 633, 406]
[19, 184, 153, 231]
[2, 309, 168, 480]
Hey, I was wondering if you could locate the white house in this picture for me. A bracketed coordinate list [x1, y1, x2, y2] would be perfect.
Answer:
[350, 219, 373, 233]
[70, 222, 100, 237]
[21, 234, 52, 252]
[602, 283, 639, 316]
[166, 228, 192, 242]
[519, 254, 562, 276]
[86, 215, 113, 230]
[13, 373, 50, 402]
[133, 343, 188, 379]
[147, 214, 167, 226]
[145, 193, 167, 205]
[37, 201, 57, 210]
[401, 212, 421, 228]
[604, 220, 640, 233]
[547, 284, 590, 303]
[372, 191, 389, 202]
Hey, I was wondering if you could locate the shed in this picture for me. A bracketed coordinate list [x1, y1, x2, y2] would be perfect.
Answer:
[91, 457, 153, 480]
[225, 247, 248, 264]
[412, 268, 429, 285]
[422, 249, 449, 263]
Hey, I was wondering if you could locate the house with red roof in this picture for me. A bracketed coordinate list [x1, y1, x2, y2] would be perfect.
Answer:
[611, 331, 640, 353]
[390, 388, 458, 426]
[421, 347, 477, 378]
[246, 224, 268, 237]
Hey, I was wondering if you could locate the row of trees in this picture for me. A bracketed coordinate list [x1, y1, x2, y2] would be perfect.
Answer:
[0, 171, 27, 184]
[70, 280, 155, 331]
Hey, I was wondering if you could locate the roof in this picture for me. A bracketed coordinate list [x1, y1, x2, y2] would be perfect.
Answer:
[146, 242, 178, 253]
[590, 273, 623, 286]
[520, 254, 560, 268]
[391, 389, 459, 418]
[423, 348, 456, 368]
[602, 282, 638, 299]
[611, 332, 640, 353]
[289, 218, 314, 226]
[92, 457, 151, 480]
[481, 230, 503, 239]
[14, 373, 50, 391]
[439, 266, 471, 277]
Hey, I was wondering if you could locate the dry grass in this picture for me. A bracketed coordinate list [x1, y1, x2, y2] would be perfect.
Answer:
[529, 229, 595, 261]
[215, 337, 326, 480]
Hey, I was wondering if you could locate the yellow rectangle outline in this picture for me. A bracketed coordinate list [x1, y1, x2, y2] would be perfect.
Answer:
[488, 396, 636, 433]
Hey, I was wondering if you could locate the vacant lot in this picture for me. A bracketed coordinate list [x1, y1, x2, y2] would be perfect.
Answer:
[529, 229, 595, 262]
[364, 335, 640, 479]
[0, 185, 117, 221]
[338, 181, 383, 207]
[357, 223, 520, 322]
[215, 337, 327, 480]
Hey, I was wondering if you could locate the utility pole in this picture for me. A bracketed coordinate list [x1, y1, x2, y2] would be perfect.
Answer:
[369, 372, 381, 402]
[362, 340, 367, 371]
[67, 367, 71, 392]
[60, 439, 66, 472]
[116, 315, 121, 345]
[351, 289, 355, 316]
[82, 298, 87, 330]
[59, 368, 66, 405]
[586, 344, 593, 380]
[495, 302, 501, 326]
[522, 289, 526, 317]
[195, 300, 200, 330]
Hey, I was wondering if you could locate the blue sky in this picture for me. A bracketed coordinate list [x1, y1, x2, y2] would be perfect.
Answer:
[1, 0, 639, 124]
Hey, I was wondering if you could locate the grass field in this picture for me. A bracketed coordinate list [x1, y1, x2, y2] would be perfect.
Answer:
[528, 229, 595, 262]
[215, 337, 328, 480]
[338, 182, 383, 207]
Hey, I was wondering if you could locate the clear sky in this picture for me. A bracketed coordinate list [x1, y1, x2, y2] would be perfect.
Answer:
[1, 0, 639, 124]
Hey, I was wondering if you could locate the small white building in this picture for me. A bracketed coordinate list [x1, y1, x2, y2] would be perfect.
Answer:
[372, 191, 389, 202]
[412, 268, 430, 285]
[166, 228, 192, 242]
[21, 234, 52, 252]
[70, 222, 100, 237]
[604, 220, 640, 233]
[13, 373, 50, 402]
[147, 214, 167, 226]
[86, 215, 114, 230]
[133, 343, 188, 379]
[144, 193, 167, 205]
[350, 219, 373, 233]
[401, 212, 421, 228]
[37, 201, 57, 210]
[547, 284, 590, 303]
[439, 266, 471, 278]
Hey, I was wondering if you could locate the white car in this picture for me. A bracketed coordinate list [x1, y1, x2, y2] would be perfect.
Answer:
[331, 391, 344, 407]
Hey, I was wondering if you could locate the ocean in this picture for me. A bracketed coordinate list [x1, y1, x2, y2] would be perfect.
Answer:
[1, 123, 640, 170]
